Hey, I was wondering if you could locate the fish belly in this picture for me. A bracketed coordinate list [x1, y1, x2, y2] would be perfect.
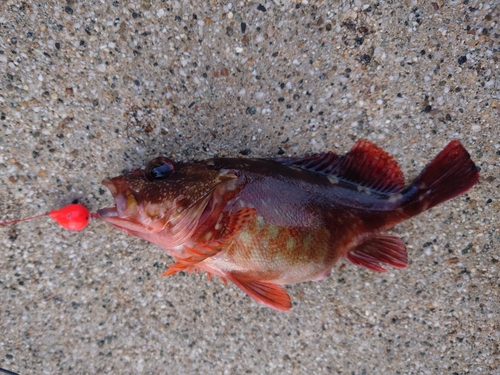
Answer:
[205, 222, 342, 284]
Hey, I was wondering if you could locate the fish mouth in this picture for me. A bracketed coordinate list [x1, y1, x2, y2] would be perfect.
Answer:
[98, 179, 134, 215]
[96, 178, 143, 232]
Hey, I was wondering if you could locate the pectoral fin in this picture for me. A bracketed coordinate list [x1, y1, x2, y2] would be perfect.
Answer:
[163, 208, 256, 277]
[226, 273, 292, 311]
[346, 235, 408, 272]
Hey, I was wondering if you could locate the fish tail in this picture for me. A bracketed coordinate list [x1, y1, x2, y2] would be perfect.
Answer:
[402, 140, 479, 217]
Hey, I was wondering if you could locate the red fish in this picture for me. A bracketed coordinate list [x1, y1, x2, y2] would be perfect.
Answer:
[97, 140, 479, 311]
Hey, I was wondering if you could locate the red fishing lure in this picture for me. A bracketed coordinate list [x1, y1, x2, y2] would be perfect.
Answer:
[0, 203, 92, 231]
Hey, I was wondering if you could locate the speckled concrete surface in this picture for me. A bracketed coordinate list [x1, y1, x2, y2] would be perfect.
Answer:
[0, 1, 498, 374]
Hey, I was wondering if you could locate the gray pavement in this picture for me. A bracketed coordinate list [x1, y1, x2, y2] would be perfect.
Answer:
[0, 1, 499, 374]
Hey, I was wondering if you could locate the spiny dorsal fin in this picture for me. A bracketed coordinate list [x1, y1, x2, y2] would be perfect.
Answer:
[277, 140, 405, 194]
[275, 151, 339, 175]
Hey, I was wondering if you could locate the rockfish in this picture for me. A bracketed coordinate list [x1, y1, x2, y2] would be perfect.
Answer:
[97, 140, 479, 311]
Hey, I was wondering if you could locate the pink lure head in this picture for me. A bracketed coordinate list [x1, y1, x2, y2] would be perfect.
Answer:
[1, 203, 94, 231]
[49, 204, 91, 231]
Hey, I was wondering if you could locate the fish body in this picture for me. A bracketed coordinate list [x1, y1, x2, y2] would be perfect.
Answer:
[98, 140, 479, 310]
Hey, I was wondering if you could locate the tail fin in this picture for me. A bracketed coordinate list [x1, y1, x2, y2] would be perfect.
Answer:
[403, 140, 479, 216]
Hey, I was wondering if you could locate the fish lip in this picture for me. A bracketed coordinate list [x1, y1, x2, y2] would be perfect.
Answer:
[96, 206, 118, 219]
[101, 178, 118, 196]
[97, 178, 137, 219]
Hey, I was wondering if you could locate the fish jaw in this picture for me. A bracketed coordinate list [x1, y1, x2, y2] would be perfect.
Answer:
[97, 206, 148, 234]
[97, 177, 168, 234]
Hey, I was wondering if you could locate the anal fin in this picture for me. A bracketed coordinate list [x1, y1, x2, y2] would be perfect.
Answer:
[226, 273, 292, 311]
[346, 235, 407, 273]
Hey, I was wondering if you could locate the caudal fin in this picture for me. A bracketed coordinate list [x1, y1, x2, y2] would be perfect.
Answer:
[403, 140, 479, 216]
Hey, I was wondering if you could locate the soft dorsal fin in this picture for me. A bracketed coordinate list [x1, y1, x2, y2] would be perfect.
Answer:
[277, 140, 405, 194]
[331, 140, 404, 193]
[275, 151, 339, 175]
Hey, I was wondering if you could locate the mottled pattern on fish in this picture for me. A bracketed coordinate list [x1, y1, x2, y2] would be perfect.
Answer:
[98, 140, 479, 311]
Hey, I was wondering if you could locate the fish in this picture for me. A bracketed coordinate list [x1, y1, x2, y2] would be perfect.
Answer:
[97, 140, 479, 311]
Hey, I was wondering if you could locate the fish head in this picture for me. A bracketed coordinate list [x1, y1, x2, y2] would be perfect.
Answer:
[97, 157, 237, 248]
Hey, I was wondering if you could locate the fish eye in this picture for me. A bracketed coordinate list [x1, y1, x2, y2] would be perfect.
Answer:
[145, 157, 175, 181]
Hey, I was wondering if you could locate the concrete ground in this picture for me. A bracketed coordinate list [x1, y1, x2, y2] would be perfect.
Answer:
[0, 1, 498, 374]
